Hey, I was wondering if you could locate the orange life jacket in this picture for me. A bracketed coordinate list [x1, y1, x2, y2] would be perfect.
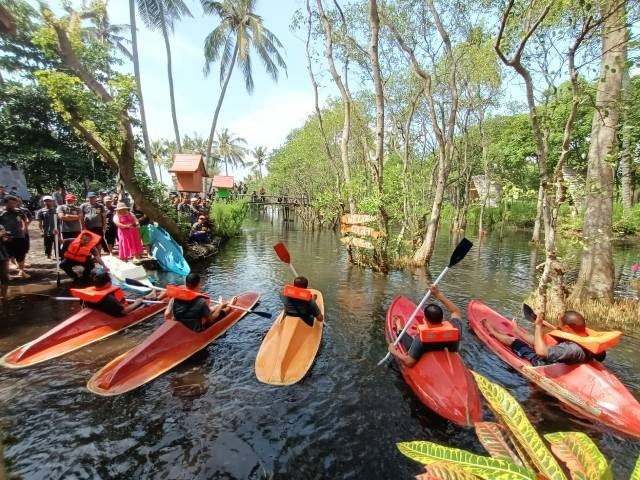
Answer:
[283, 285, 313, 302]
[70, 285, 125, 304]
[165, 284, 210, 303]
[546, 326, 622, 355]
[418, 320, 460, 344]
[63, 230, 102, 263]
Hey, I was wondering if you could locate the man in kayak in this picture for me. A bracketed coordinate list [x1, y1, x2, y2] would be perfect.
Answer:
[282, 276, 324, 327]
[482, 310, 606, 366]
[164, 273, 237, 332]
[387, 285, 462, 367]
[73, 272, 145, 317]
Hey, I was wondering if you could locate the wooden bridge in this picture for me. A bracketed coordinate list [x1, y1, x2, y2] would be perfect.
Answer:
[235, 194, 311, 206]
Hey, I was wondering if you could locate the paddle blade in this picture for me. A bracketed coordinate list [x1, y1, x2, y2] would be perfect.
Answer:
[273, 242, 291, 264]
[448, 238, 473, 268]
[523, 304, 536, 322]
[125, 278, 147, 287]
[252, 310, 273, 319]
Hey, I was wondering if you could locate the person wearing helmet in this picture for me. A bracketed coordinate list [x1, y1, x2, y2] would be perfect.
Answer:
[57, 194, 81, 240]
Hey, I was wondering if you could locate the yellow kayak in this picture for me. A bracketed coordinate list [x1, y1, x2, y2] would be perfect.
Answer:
[255, 289, 324, 385]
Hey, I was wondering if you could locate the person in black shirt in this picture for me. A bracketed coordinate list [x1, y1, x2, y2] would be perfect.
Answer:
[103, 196, 117, 252]
[388, 285, 463, 367]
[283, 276, 324, 327]
[164, 273, 236, 332]
[85, 272, 144, 317]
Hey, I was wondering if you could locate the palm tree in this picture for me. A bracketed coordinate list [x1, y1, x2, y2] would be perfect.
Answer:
[137, 0, 192, 152]
[182, 132, 208, 155]
[128, 0, 157, 180]
[246, 145, 267, 179]
[201, 0, 287, 162]
[212, 128, 248, 175]
[80, 0, 133, 59]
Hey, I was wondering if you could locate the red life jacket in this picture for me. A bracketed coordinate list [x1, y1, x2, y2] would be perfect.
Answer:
[63, 230, 102, 263]
[417, 320, 460, 344]
[546, 326, 621, 355]
[71, 285, 125, 304]
[165, 285, 210, 303]
[283, 285, 313, 302]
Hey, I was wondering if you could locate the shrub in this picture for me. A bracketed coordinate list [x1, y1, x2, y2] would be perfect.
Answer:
[210, 200, 249, 238]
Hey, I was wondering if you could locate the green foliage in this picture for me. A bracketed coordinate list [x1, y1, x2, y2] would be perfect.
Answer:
[209, 200, 249, 238]
[544, 432, 612, 480]
[397, 441, 536, 480]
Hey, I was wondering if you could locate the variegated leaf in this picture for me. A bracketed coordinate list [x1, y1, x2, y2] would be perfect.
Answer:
[475, 422, 523, 466]
[471, 371, 567, 480]
[544, 432, 611, 480]
[397, 441, 536, 480]
[631, 454, 640, 480]
[417, 462, 482, 479]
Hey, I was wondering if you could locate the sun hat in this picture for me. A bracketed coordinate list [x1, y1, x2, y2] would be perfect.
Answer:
[65, 194, 76, 201]
[42, 195, 54, 201]
[115, 202, 129, 211]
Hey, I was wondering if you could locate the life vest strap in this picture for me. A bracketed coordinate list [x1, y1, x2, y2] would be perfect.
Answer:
[165, 284, 210, 303]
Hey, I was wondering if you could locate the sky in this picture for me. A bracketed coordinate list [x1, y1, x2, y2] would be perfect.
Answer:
[105, 0, 320, 180]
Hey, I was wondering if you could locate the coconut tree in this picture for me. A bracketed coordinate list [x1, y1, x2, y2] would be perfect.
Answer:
[246, 145, 267, 179]
[182, 132, 208, 155]
[201, 0, 287, 162]
[136, 0, 192, 152]
[212, 128, 248, 176]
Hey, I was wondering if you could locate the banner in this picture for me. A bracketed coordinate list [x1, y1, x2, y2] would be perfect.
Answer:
[340, 213, 377, 225]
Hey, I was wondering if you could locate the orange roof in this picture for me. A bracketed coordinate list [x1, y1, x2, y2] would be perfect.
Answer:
[212, 176, 234, 189]
[168, 154, 208, 176]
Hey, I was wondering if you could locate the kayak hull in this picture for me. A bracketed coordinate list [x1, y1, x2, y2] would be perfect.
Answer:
[467, 299, 640, 439]
[255, 289, 324, 385]
[0, 302, 166, 369]
[148, 225, 191, 276]
[87, 292, 260, 395]
[385, 295, 482, 426]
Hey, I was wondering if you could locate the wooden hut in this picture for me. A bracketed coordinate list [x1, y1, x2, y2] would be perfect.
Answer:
[168, 154, 208, 192]
[212, 176, 234, 199]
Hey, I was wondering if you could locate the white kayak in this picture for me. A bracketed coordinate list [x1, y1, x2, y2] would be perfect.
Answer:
[101, 255, 153, 294]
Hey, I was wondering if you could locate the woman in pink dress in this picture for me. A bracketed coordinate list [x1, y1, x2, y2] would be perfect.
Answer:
[114, 203, 144, 261]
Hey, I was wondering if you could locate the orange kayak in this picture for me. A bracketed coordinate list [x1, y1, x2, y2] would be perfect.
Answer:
[255, 289, 324, 385]
[0, 302, 166, 369]
[385, 295, 482, 426]
[468, 299, 640, 438]
[87, 292, 260, 395]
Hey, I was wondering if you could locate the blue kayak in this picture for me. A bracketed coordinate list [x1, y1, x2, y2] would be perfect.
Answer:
[148, 225, 191, 276]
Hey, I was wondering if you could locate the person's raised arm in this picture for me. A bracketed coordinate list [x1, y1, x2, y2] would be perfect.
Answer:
[430, 285, 461, 318]
[533, 312, 549, 357]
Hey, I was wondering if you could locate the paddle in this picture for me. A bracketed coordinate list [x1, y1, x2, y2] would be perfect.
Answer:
[124, 278, 272, 319]
[273, 242, 299, 277]
[377, 237, 473, 367]
[522, 303, 556, 329]
[27, 293, 163, 304]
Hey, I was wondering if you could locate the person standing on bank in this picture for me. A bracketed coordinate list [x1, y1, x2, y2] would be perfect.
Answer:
[103, 196, 117, 253]
[36, 196, 58, 259]
[80, 192, 107, 252]
[113, 203, 143, 262]
[57, 194, 82, 240]
[0, 195, 29, 278]
[0, 225, 10, 299]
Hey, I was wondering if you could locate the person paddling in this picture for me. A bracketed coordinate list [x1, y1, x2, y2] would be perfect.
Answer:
[71, 272, 145, 317]
[164, 273, 237, 332]
[282, 276, 324, 327]
[387, 285, 462, 367]
[483, 310, 610, 366]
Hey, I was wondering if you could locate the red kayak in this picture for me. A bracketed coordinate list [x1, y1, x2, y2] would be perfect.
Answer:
[385, 295, 482, 426]
[0, 303, 166, 369]
[468, 299, 640, 438]
[87, 292, 260, 395]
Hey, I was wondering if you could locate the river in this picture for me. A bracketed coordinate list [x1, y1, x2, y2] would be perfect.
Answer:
[0, 212, 639, 479]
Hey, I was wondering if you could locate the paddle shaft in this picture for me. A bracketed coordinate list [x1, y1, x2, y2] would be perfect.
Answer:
[128, 281, 257, 314]
[48, 296, 163, 304]
[377, 267, 449, 366]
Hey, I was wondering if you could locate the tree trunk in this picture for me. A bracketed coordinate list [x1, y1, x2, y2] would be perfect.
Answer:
[205, 44, 239, 163]
[478, 110, 489, 236]
[620, 67, 633, 214]
[531, 184, 544, 243]
[573, 0, 626, 301]
[316, 0, 355, 214]
[128, 0, 157, 181]
[159, 6, 181, 153]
